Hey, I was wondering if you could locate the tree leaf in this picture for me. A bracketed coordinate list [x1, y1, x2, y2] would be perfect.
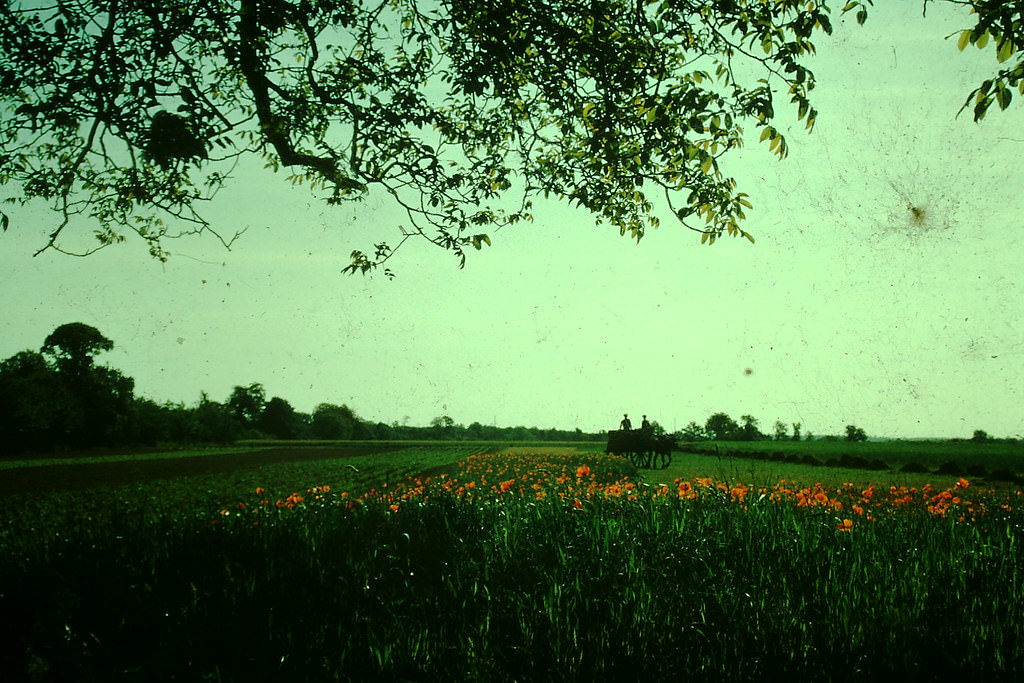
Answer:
[997, 87, 1012, 110]
[997, 38, 1015, 63]
[957, 30, 972, 51]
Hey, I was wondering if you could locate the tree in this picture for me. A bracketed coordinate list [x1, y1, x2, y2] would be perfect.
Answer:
[679, 421, 711, 442]
[705, 413, 739, 441]
[0, 350, 77, 453]
[311, 402, 359, 440]
[466, 421, 487, 440]
[127, 398, 196, 445]
[791, 422, 802, 442]
[191, 392, 241, 443]
[10, 1, 1013, 273]
[41, 322, 114, 378]
[773, 420, 788, 441]
[41, 323, 134, 446]
[737, 414, 763, 441]
[228, 383, 266, 427]
[259, 396, 304, 439]
[430, 415, 457, 439]
[74, 364, 135, 445]
[1, 325, 136, 451]
[971, 429, 990, 443]
[845, 424, 868, 442]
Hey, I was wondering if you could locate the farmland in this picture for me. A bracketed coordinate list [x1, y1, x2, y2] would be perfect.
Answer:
[1, 440, 1022, 680]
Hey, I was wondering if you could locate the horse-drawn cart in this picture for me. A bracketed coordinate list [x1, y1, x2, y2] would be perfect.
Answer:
[605, 430, 675, 469]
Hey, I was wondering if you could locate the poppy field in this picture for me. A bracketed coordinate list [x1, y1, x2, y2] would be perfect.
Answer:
[1, 444, 1022, 681]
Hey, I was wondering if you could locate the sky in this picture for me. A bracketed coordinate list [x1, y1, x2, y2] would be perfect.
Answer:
[2, 2, 1022, 439]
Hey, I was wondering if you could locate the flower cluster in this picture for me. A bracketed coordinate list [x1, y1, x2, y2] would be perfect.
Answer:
[693, 475, 1020, 530]
[234, 451, 1021, 533]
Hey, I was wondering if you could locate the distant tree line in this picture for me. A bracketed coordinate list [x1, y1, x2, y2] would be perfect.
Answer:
[676, 412, 870, 443]
[674, 414, 1020, 444]
[0, 323, 602, 456]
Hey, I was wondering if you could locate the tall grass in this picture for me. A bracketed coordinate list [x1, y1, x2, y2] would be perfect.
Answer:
[1, 448, 1021, 681]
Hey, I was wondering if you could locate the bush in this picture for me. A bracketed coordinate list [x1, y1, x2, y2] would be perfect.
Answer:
[935, 461, 965, 476]
[965, 464, 988, 478]
[989, 468, 1020, 483]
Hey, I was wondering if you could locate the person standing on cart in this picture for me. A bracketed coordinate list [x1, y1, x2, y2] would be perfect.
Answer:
[641, 415, 652, 434]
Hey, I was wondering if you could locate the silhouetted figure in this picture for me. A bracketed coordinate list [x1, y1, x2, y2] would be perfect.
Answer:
[620, 413, 632, 431]
[641, 415, 651, 434]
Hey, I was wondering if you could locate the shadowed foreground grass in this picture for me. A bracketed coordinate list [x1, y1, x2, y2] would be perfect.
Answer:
[1, 449, 1021, 681]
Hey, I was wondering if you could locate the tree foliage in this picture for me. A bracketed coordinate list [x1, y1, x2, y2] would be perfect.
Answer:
[2, 1, 1017, 273]
[0, 0, 872, 272]
[310, 402, 362, 439]
[705, 412, 739, 441]
[678, 421, 711, 442]
[228, 382, 267, 426]
[259, 395, 303, 439]
[41, 322, 114, 377]
[953, 0, 1024, 120]
[0, 326, 133, 451]
[845, 424, 868, 442]
[736, 414, 763, 441]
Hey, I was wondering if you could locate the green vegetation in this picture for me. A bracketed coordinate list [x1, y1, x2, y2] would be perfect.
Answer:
[676, 439, 1024, 481]
[3, 2, 1021, 271]
[1, 444, 1022, 680]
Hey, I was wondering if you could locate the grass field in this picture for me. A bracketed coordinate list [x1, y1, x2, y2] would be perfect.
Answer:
[1, 441, 1022, 680]
[675, 439, 1024, 477]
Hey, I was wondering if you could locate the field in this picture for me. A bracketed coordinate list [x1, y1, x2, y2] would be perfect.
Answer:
[676, 439, 1024, 479]
[1, 441, 1022, 681]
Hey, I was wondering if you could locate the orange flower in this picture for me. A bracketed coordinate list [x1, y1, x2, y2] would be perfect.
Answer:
[499, 479, 515, 493]
[576, 465, 591, 478]
[838, 518, 854, 532]
[389, 504, 400, 512]
[255, 487, 265, 496]
[957, 478, 970, 489]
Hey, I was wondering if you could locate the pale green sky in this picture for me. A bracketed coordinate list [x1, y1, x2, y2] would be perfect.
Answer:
[2, 2, 1021, 438]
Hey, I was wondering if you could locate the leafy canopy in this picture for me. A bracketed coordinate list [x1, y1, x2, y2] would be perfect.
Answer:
[41, 321, 115, 375]
[0, 0, 1019, 274]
